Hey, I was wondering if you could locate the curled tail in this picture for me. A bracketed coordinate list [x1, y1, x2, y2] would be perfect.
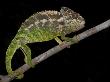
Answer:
[6, 39, 20, 77]
[6, 38, 33, 78]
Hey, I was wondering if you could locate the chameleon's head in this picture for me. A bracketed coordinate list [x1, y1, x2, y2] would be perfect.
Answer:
[60, 7, 85, 34]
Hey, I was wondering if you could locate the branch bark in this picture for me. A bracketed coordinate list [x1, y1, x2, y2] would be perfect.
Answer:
[0, 19, 110, 82]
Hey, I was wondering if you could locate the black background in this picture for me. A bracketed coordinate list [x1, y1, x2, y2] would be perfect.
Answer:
[0, 0, 110, 82]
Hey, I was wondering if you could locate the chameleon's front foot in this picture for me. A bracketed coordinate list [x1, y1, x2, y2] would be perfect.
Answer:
[61, 35, 78, 47]
[55, 37, 70, 48]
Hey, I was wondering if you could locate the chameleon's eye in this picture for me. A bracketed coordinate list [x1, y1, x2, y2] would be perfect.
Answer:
[58, 21, 65, 25]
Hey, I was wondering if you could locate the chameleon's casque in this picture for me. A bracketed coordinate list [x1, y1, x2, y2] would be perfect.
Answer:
[6, 7, 85, 78]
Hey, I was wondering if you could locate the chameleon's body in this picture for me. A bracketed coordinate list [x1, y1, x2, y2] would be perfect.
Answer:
[6, 7, 85, 78]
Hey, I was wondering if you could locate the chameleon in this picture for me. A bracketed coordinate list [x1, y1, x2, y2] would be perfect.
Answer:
[5, 7, 85, 79]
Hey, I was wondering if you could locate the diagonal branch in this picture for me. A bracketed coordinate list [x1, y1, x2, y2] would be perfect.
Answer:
[0, 19, 110, 82]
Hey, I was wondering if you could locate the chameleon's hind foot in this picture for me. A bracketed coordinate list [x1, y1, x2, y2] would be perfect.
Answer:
[8, 71, 24, 79]
[20, 44, 35, 68]
[16, 74, 24, 79]
[24, 58, 34, 68]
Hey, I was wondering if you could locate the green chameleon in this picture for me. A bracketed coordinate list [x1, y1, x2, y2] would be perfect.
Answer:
[6, 7, 85, 78]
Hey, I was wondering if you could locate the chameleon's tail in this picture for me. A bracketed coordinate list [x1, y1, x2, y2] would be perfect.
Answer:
[5, 38, 33, 78]
[5, 39, 20, 76]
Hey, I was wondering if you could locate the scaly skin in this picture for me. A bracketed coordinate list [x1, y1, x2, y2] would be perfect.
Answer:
[6, 7, 85, 79]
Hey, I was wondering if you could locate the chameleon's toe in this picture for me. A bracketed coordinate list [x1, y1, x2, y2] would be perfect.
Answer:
[63, 41, 71, 48]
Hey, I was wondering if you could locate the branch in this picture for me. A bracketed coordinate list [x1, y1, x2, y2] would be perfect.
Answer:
[0, 19, 110, 82]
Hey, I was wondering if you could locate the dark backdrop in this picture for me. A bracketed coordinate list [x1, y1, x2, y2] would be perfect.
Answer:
[0, 0, 109, 82]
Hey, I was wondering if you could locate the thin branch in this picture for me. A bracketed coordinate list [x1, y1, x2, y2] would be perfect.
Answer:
[0, 19, 110, 82]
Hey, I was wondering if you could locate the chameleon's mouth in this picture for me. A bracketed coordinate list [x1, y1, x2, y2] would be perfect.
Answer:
[75, 24, 85, 32]
[80, 21, 85, 28]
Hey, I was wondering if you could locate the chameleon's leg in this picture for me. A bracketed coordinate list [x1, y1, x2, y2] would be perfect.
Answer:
[20, 45, 33, 67]
[54, 37, 63, 44]
[61, 35, 78, 44]
[15, 45, 33, 79]
[55, 37, 70, 48]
